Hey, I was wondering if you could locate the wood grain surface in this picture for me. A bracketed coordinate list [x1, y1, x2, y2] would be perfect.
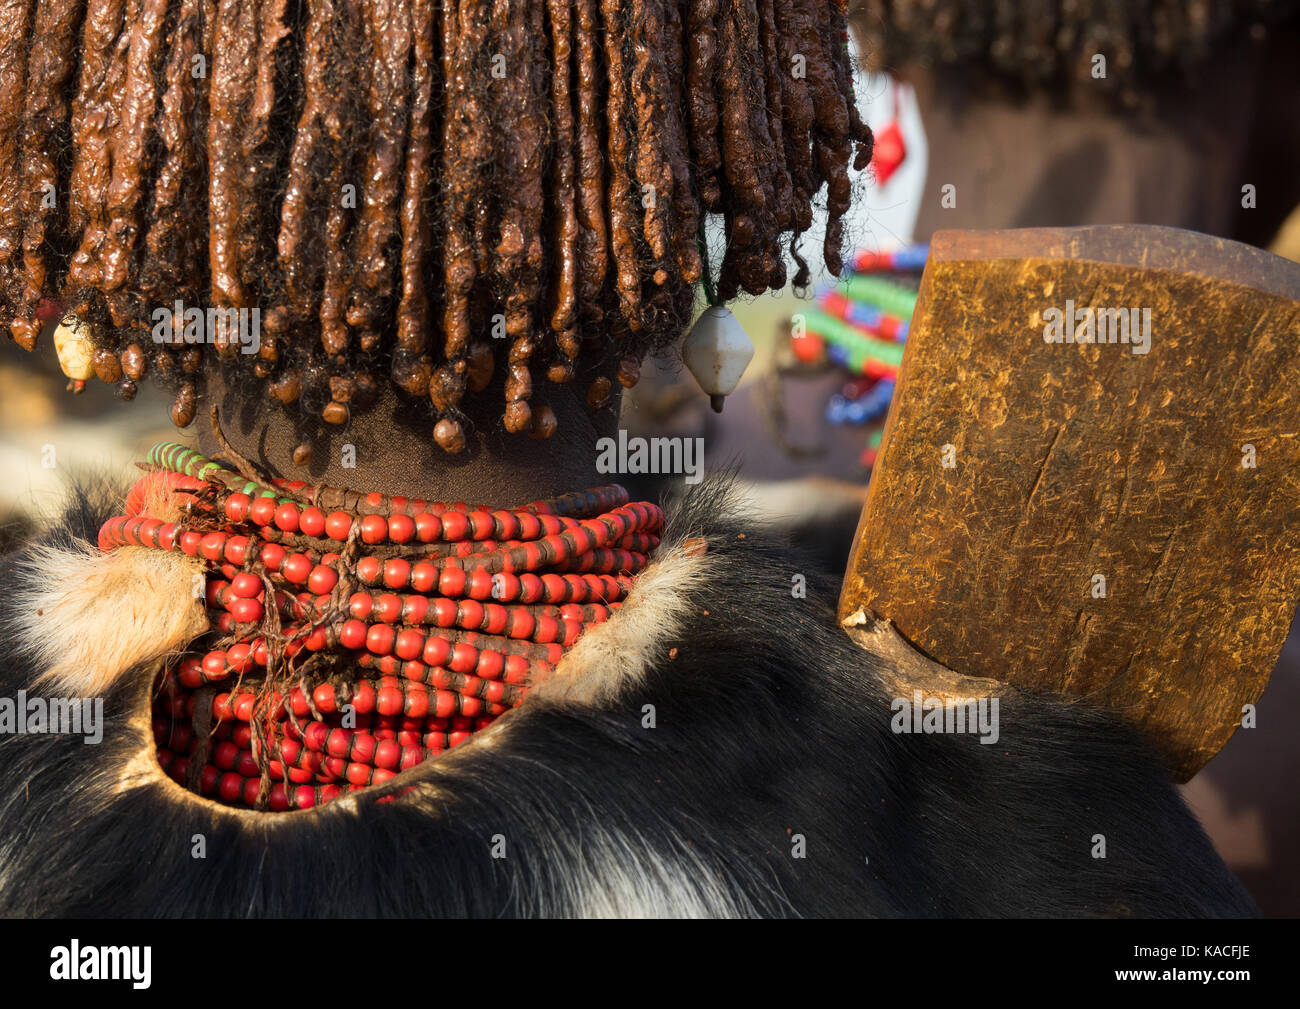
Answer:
[840, 226, 1300, 780]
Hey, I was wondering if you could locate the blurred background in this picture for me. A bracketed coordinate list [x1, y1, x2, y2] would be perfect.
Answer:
[3, 10, 1297, 915]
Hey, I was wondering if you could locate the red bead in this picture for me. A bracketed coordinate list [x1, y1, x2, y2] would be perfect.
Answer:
[440, 512, 468, 540]
[374, 739, 401, 769]
[438, 567, 466, 597]
[458, 600, 484, 630]
[476, 650, 504, 681]
[213, 741, 238, 770]
[346, 763, 371, 786]
[228, 572, 262, 598]
[377, 688, 402, 718]
[219, 773, 243, 803]
[307, 564, 338, 594]
[212, 693, 235, 720]
[339, 620, 367, 650]
[374, 594, 403, 623]
[432, 598, 457, 627]
[249, 496, 277, 526]
[401, 596, 428, 625]
[395, 629, 424, 661]
[508, 610, 535, 639]
[410, 562, 437, 593]
[422, 636, 451, 667]
[228, 691, 253, 722]
[459, 696, 484, 717]
[467, 510, 494, 539]
[449, 643, 476, 674]
[468, 568, 494, 599]
[356, 555, 382, 584]
[383, 558, 410, 589]
[299, 506, 326, 537]
[404, 688, 430, 718]
[229, 597, 263, 624]
[201, 650, 229, 682]
[414, 513, 441, 542]
[350, 731, 376, 762]
[366, 624, 396, 655]
[224, 536, 250, 565]
[274, 502, 300, 533]
[534, 616, 559, 643]
[360, 514, 388, 544]
[260, 543, 286, 571]
[225, 493, 251, 522]
[482, 604, 507, 635]
[177, 656, 203, 688]
[312, 684, 337, 713]
[325, 511, 352, 540]
[282, 553, 312, 584]
[200, 532, 226, 562]
[388, 514, 415, 544]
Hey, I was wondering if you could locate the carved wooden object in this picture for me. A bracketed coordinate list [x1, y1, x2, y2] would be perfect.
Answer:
[840, 226, 1300, 781]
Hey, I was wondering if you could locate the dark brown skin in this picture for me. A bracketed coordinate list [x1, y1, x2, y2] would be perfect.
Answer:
[198, 362, 625, 504]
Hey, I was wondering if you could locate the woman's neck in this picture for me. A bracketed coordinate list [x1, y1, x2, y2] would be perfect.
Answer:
[197, 370, 623, 505]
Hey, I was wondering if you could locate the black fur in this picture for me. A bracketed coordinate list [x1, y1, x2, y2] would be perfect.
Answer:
[0, 480, 1258, 917]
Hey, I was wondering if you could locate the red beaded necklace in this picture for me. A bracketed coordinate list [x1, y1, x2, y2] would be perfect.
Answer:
[99, 443, 662, 812]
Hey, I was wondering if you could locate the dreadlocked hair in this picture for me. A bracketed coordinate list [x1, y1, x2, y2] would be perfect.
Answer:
[0, 0, 871, 452]
[854, 0, 1300, 106]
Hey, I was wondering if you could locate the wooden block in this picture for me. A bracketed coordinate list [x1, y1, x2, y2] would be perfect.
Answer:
[839, 226, 1300, 781]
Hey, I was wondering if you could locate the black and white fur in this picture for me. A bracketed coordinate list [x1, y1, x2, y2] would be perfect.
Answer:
[0, 479, 1257, 917]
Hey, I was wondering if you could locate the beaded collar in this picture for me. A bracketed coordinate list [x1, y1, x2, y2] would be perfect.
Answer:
[99, 443, 661, 812]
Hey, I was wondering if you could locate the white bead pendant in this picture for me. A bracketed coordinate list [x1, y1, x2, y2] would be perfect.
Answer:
[682, 305, 754, 413]
[53, 315, 95, 389]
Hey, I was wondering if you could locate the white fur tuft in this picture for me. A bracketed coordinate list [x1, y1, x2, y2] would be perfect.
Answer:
[538, 538, 719, 705]
[12, 539, 208, 698]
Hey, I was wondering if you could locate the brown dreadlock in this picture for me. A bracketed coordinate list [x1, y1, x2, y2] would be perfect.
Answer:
[854, 0, 1300, 105]
[0, 0, 871, 452]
